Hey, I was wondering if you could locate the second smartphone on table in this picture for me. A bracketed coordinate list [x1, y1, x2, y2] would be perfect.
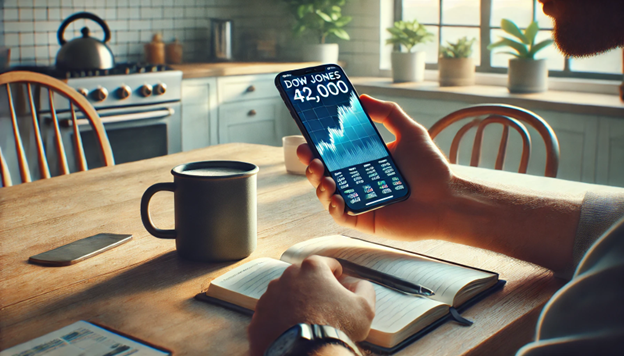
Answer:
[275, 64, 410, 215]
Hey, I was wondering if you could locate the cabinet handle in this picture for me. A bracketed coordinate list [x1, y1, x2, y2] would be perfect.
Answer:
[246, 85, 256, 92]
[248, 109, 257, 116]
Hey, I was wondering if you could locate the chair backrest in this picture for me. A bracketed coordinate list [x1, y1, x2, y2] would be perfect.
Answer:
[0, 71, 114, 187]
[428, 104, 560, 177]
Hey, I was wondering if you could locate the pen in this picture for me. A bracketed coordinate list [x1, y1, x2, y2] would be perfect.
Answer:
[335, 258, 435, 297]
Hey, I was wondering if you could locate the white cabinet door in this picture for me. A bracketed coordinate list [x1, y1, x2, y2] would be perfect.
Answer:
[181, 77, 218, 151]
[217, 73, 281, 103]
[218, 98, 285, 146]
[216, 73, 297, 146]
[596, 116, 624, 187]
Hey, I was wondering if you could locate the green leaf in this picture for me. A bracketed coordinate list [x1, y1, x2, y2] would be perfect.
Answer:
[499, 51, 521, 58]
[493, 38, 529, 57]
[524, 22, 539, 46]
[293, 24, 306, 36]
[315, 10, 332, 22]
[385, 20, 434, 52]
[501, 19, 528, 44]
[297, 4, 307, 19]
[387, 27, 405, 37]
[330, 28, 350, 40]
[487, 40, 507, 50]
[529, 39, 553, 57]
[333, 16, 352, 27]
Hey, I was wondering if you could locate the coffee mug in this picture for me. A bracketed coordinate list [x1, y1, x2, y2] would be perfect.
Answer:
[140, 161, 259, 262]
[283, 135, 308, 175]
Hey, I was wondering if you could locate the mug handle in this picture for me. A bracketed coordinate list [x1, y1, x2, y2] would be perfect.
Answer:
[141, 183, 176, 239]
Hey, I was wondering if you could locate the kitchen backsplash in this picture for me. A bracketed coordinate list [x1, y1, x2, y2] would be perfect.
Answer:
[1, 0, 383, 76]
[1, 0, 245, 66]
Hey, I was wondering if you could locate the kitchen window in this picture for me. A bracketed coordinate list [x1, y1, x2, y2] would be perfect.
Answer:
[380, 0, 623, 80]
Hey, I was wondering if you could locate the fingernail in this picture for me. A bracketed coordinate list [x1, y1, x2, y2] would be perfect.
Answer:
[330, 203, 336, 208]
[308, 166, 313, 174]
[320, 185, 325, 192]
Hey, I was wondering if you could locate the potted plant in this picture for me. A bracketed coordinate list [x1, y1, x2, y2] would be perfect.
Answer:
[488, 19, 553, 93]
[283, 0, 352, 63]
[386, 20, 434, 83]
[438, 36, 477, 86]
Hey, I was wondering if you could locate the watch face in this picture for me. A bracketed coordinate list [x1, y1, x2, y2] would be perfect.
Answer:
[266, 326, 300, 356]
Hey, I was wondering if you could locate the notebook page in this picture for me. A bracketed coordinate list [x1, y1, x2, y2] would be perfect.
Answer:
[211, 258, 446, 338]
[368, 281, 447, 334]
[281, 235, 494, 305]
[211, 258, 290, 301]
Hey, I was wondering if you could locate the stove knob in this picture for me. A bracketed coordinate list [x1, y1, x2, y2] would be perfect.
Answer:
[93, 87, 108, 102]
[153, 83, 167, 96]
[139, 84, 153, 97]
[117, 85, 132, 100]
[77, 88, 89, 97]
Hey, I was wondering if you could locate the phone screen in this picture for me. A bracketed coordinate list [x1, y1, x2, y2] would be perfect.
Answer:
[276, 65, 409, 214]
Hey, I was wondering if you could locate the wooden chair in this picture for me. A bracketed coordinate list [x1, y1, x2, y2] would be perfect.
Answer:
[0, 71, 114, 187]
[428, 104, 560, 177]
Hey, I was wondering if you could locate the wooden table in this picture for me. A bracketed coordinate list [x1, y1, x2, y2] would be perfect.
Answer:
[2, 143, 621, 355]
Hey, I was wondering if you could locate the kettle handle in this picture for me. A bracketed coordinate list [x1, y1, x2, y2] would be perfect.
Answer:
[57, 12, 111, 45]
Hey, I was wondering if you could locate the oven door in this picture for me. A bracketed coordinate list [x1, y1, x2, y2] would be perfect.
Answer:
[75, 102, 181, 169]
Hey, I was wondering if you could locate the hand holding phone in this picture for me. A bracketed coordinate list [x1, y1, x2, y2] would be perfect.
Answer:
[295, 94, 458, 242]
[275, 64, 410, 215]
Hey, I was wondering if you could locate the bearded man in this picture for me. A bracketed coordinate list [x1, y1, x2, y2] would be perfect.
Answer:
[247, 1, 624, 355]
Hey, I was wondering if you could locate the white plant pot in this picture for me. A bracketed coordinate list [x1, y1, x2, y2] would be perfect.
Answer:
[391, 51, 425, 83]
[438, 57, 475, 86]
[303, 43, 339, 63]
[508, 58, 548, 93]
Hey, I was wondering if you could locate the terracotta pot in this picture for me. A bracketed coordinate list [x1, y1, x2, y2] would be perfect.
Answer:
[391, 51, 425, 83]
[508, 58, 548, 93]
[303, 43, 339, 63]
[438, 57, 475, 86]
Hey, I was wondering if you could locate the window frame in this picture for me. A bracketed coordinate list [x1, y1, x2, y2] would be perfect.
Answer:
[395, 0, 622, 81]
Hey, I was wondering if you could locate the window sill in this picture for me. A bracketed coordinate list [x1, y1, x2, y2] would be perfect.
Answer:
[376, 69, 622, 95]
[352, 73, 624, 118]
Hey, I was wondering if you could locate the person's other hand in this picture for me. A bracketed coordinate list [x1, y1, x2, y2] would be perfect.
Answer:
[247, 255, 376, 356]
[297, 94, 455, 240]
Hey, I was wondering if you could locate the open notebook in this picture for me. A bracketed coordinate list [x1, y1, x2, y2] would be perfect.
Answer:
[198, 235, 503, 352]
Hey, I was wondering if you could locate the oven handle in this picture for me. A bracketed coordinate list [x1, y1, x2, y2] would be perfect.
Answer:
[86, 108, 174, 126]
[58, 108, 175, 127]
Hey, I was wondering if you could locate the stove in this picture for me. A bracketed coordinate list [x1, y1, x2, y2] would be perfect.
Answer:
[7, 63, 183, 169]
[10, 63, 182, 109]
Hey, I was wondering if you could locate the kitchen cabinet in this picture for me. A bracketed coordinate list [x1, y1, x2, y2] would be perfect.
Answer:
[181, 73, 297, 150]
[216, 73, 292, 146]
[218, 98, 286, 146]
[181, 77, 218, 151]
[368, 94, 621, 186]
[596, 116, 624, 187]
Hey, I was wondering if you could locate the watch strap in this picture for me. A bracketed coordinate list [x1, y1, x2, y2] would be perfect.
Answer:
[309, 325, 363, 356]
[264, 324, 363, 356]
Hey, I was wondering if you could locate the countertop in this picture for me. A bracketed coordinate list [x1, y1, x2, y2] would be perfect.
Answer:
[352, 77, 624, 118]
[170, 62, 326, 79]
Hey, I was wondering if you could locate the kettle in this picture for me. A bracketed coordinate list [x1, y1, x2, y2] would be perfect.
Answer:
[56, 12, 114, 70]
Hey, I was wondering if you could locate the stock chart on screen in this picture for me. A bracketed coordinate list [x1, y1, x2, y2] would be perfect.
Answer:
[279, 66, 408, 211]
[313, 92, 388, 171]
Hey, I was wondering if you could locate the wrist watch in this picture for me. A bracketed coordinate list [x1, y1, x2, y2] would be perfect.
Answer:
[264, 324, 363, 356]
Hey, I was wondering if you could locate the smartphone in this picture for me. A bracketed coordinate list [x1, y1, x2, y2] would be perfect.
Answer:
[275, 64, 410, 215]
[29, 233, 132, 266]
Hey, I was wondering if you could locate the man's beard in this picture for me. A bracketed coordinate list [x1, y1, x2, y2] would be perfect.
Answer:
[550, 0, 624, 57]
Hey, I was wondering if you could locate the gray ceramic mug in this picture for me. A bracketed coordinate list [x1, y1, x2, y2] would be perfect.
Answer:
[140, 161, 259, 262]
